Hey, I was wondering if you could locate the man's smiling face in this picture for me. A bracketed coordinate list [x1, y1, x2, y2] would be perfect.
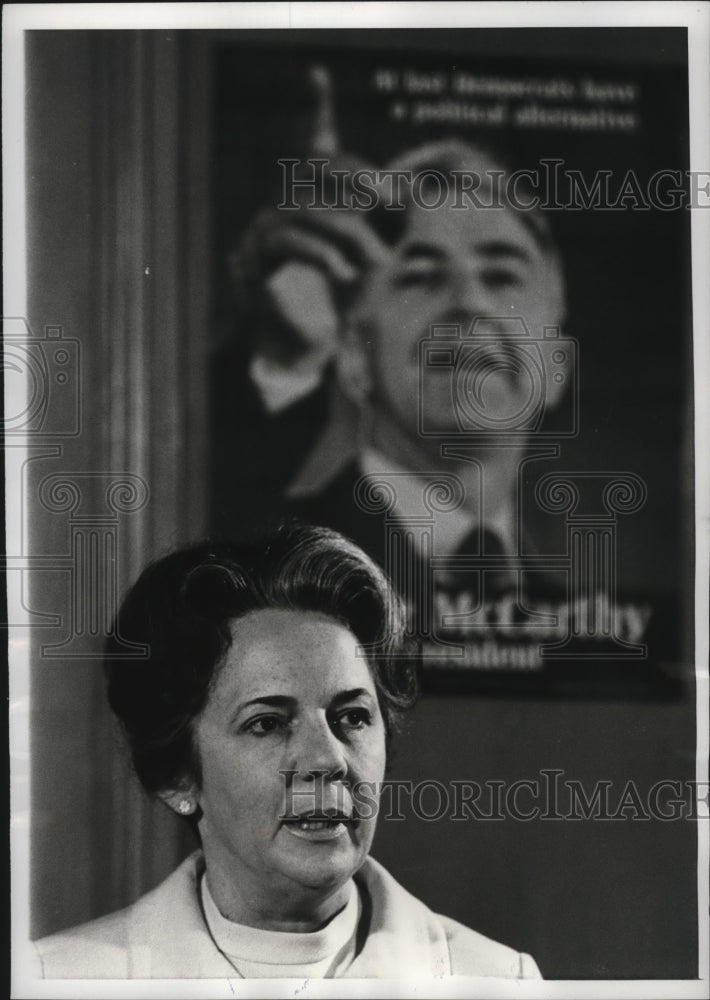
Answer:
[351, 180, 565, 442]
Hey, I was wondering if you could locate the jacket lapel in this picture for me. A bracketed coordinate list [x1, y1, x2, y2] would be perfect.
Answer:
[122, 851, 452, 979]
[346, 857, 450, 978]
[125, 851, 236, 978]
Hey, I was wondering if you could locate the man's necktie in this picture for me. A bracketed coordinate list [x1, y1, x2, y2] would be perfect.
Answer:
[444, 527, 518, 599]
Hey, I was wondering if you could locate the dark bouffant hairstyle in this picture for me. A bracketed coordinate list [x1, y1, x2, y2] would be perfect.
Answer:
[105, 523, 419, 797]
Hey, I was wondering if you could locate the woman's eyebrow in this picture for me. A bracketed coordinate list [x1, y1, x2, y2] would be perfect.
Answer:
[330, 688, 375, 707]
[234, 694, 296, 714]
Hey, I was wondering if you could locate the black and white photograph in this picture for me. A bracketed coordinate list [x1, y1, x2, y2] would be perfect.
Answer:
[5, 2, 710, 996]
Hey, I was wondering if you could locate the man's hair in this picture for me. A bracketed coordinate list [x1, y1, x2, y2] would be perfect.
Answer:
[105, 523, 419, 799]
[346, 137, 567, 345]
[369, 138, 560, 256]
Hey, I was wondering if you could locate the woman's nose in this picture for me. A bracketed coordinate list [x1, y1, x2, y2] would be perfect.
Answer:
[292, 717, 348, 782]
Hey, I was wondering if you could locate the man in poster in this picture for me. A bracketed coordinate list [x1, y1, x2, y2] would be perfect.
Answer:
[226, 126, 655, 686]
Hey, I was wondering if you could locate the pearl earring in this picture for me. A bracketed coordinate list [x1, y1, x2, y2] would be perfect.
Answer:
[177, 798, 194, 815]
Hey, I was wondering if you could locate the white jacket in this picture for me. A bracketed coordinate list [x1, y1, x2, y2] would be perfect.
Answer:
[33, 851, 542, 979]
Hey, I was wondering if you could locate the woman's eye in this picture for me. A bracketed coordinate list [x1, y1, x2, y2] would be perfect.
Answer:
[335, 708, 372, 732]
[244, 715, 287, 736]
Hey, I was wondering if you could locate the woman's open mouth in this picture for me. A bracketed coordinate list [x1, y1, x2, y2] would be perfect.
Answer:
[282, 815, 353, 842]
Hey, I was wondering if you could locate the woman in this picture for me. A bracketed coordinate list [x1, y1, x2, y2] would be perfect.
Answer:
[33, 524, 541, 979]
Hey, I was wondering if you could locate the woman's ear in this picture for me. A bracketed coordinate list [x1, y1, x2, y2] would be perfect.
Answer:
[158, 786, 199, 818]
[336, 322, 373, 406]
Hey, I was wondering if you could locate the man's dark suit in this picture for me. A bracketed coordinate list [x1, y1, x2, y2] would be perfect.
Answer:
[288, 460, 677, 697]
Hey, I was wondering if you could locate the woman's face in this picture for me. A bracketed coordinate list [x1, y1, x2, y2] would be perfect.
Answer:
[192, 608, 387, 926]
